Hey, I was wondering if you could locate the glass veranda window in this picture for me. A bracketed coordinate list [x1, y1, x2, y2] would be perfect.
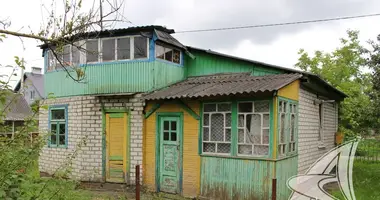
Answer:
[237, 101, 270, 156]
[86, 40, 99, 63]
[202, 103, 232, 154]
[117, 38, 130, 60]
[49, 108, 67, 147]
[102, 39, 115, 61]
[155, 44, 181, 64]
[134, 36, 147, 59]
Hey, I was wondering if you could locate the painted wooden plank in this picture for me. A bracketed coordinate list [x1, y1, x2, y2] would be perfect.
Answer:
[145, 103, 161, 119]
[109, 155, 123, 161]
[175, 100, 200, 120]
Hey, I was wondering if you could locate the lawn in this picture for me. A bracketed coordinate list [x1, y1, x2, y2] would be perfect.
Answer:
[332, 161, 380, 199]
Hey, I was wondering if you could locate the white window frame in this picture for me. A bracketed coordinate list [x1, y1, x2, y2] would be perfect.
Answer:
[100, 37, 117, 62]
[155, 43, 181, 64]
[202, 102, 232, 155]
[237, 101, 270, 157]
[132, 36, 149, 60]
[115, 36, 133, 61]
[278, 100, 288, 156]
[85, 39, 100, 64]
[318, 103, 324, 143]
[288, 103, 297, 154]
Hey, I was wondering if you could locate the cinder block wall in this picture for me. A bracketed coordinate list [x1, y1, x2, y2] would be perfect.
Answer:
[38, 94, 144, 183]
[297, 88, 338, 173]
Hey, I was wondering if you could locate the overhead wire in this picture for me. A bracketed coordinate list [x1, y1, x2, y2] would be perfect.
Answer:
[175, 13, 380, 34]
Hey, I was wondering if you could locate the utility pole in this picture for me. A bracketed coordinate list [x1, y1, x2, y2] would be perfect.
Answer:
[100, 0, 103, 30]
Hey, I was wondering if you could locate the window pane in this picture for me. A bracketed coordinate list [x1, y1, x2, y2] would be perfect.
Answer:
[204, 104, 216, 112]
[86, 40, 99, 62]
[290, 115, 295, 141]
[239, 102, 253, 112]
[254, 145, 268, 155]
[59, 123, 65, 135]
[225, 113, 231, 127]
[225, 128, 231, 141]
[210, 114, 224, 141]
[263, 114, 269, 127]
[280, 114, 285, 143]
[164, 131, 169, 141]
[164, 121, 169, 131]
[51, 134, 57, 145]
[117, 38, 130, 60]
[63, 45, 70, 64]
[102, 39, 115, 61]
[238, 129, 245, 143]
[48, 50, 56, 70]
[134, 37, 147, 59]
[164, 48, 173, 62]
[217, 143, 230, 153]
[203, 143, 215, 153]
[171, 121, 176, 131]
[171, 132, 177, 141]
[255, 101, 269, 112]
[156, 45, 165, 59]
[59, 135, 66, 145]
[173, 49, 180, 64]
[72, 43, 80, 65]
[217, 103, 231, 112]
[203, 114, 209, 126]
[203, 127, 209, 141]
[51, 109, 65, 120]
[263, 129, 269, 144]
[238, 114, 244, 127]
[238, 145, 252, 155]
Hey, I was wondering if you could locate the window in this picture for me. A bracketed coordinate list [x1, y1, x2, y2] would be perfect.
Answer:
[48, 50, 56, 71]
[134, 36, 148, 59]
[72, 42, 81, 65]
[86, 40, 99, 63]
[63, 45, 71, 65]
[237, 101, 270, 156]
[202, 103, 232, 154]
[278, 99, 298, 156]
[102, 39, 115, 61]
[117, 38, 130, 60]
[155, 44, 181, 64]
[49, 106, 67, 147]
[30, 90, 35, 101]
[319, 103, 324, 142]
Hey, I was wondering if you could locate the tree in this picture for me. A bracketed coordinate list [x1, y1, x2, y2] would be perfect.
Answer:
[366, 34, 380, 132]
[296, 30, 374, 136]
[0, 1, 128, 199]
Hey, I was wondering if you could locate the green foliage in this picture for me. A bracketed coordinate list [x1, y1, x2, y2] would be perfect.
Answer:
[332, 161, 380, 199]
[296, 30, 373, 136]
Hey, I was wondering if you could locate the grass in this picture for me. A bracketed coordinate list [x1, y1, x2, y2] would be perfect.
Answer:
[332, 161, 380, 199]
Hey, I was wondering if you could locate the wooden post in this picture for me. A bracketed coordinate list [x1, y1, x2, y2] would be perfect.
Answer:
[135, 165, 140, 200]
[272, 178, 277, 200]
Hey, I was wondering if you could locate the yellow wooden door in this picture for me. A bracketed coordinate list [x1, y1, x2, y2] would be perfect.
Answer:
[106, 113, 128, 182]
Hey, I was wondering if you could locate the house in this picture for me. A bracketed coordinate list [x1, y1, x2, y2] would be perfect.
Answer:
[0, 91, 33, 138]
[37, 25, 346, 199]
[14, 67, 45, 105]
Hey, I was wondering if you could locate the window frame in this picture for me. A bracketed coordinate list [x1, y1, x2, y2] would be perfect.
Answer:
[201, 102, 232, 156]
[200, 99, 273, 159]
[277, 97, 298, 157]
[45, 36, 150, 72]
[48, 105, 68, 148]
[155, 43, 182, 65]
[236, 100, 271, 157]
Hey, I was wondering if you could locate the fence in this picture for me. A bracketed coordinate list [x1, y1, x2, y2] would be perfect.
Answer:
[355, 137, 380, 162]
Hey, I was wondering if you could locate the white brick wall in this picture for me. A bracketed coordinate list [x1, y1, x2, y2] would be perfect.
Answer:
[38, 94, 144, 184]
[298, 88, 338, 173]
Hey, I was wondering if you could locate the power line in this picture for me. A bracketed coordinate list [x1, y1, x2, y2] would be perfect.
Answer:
[175, 13, 380, 34]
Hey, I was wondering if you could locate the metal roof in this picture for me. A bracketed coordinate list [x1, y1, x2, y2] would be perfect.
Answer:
[143, 73, 303, 100]
[2, 92, 33, 121]
[14, 72, 45, 98]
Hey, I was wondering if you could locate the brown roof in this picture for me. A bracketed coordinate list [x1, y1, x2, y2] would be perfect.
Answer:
[2, 92, 33, 121]
[143, 73, 303, 100]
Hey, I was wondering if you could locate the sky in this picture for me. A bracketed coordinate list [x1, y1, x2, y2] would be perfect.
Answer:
[1, 0, 380, 86]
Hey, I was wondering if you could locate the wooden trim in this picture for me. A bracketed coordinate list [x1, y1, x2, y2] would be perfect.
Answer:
[144, 103, 161, 119]
[175, 100, 200, 120]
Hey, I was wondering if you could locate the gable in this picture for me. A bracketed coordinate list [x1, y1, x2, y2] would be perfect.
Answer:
[185, 50, 284, 77]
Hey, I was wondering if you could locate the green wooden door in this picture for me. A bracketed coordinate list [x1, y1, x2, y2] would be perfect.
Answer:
[158, 116, 182, 194]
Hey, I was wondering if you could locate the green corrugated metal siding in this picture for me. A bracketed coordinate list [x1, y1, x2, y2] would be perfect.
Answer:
[276, 156, 298, 199]
[200, 156, 275, 200]
[45, 61, 185, 97]
[186, 51, 283, 77]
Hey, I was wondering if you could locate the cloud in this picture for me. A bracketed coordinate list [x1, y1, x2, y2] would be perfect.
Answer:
[120, 0, 380, 50]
